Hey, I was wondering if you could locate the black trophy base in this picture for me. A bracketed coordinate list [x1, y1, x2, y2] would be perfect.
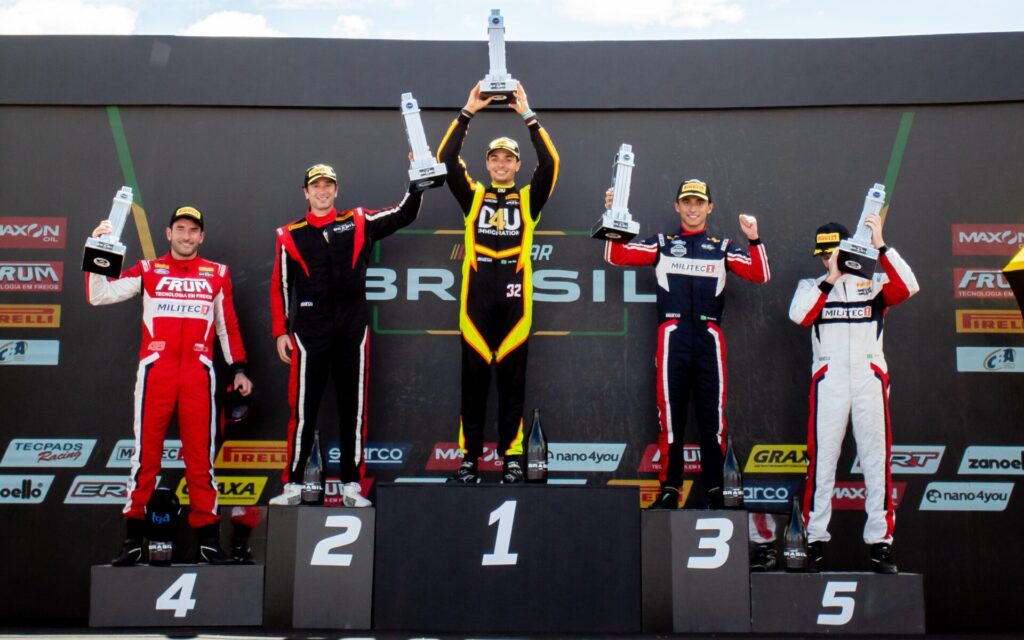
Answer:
[479, 78, 518, 104]
[408, 164, 448, 192]
[82, 240, 126, 278]
[837, 239, 879, 279]
[592, 215, 639, 243]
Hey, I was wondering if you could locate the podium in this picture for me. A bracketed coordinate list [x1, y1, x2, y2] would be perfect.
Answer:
[373, 483, 641, 633]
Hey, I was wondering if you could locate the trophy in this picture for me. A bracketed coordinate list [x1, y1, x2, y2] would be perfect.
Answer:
[82, 186, 133, 277]
[783, 497, 809, 572]
[401, 92, 447, 192]
[478, 9, 517, 103]
[525, 408, 548, 483]
[145, 487, 180, 566]
[837, 182, 886, 279]
[301, 430, 324, 505]
[722, 435, 743, 508]
[591, 144, 640, 242]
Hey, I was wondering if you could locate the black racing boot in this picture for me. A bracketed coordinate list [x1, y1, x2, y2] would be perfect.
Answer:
[230, 523, 254, 564]
[448, 459, 481, 484]
[707, 486, 725, 510]
[807, 540, 825, 573]
[196, 524, 231, 565]
[502, 459, 524, 484]
[749, 543, 778, 572]
[870, 542, 898, 574]
[111, 518, 145, 567]
[647, 485, 680, 510]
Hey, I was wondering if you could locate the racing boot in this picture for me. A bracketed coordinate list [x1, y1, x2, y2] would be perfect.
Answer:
[342, 482, 372, 507]
[647, 485, 680, 510]
[870, 542, 898, 574]
[807, 540, 825, 573]
[749, 543, 778, 572]
[230, 523, 254, 564]
[502, 458, 524, 484]
[268, 482, 302, 506]
[448, 459, 481, 484]
[196, 524, 232, 565]
[706, 486, 725, 510]
[111, 517, 145, 566]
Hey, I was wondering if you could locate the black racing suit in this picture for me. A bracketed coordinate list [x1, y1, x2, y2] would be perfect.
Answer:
[437, 109, 559, 461]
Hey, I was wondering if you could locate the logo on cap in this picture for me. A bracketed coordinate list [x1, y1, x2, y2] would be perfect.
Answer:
[486, 137, 520, 159]
[677, 179, 711, 201]
[305, 164, 338, 186]
[170, 206, 203, 230]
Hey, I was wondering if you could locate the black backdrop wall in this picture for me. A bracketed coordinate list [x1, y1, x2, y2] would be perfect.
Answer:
[1, 34, 1022, 631]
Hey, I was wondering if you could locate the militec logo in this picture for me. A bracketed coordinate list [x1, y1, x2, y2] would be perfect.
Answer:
[957, 446, 1024, 475]
[954, 268, 1014, 299]
[956, 347, 1022, 373]
[0, 438, 95, 467]
[548, 443, 626, 472]
[106, 439, 184, 468]
[0, 262, 63, 292]
[215, 440, 287, 469]
[327, 441, 412, 469]
[919, 482, 1013, 511]
[952, 224, 1024, 256]
[176, 476, 266, 506]
[65, 475, 139, 504]
[637, 444, 701, 473]
[743, 479, 801, 511]
[850, 445, 945, 474]
[425, 442, 502, 471]
[831, 481, 907, 510]
[744, 445, 808, 473]
[0, 217, 67, 249]
[0, 475, 54, 503]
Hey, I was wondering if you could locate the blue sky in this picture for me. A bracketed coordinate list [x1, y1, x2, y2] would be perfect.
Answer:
[1, 0, 1021, 39]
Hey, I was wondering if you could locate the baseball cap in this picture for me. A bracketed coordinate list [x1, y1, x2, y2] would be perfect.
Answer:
[304, 163, 338, 187]
[486, 137, 520, 159]
[676, 178, 712, 202]
[813, 222, 850, 256]
[169, 206, 203, 230]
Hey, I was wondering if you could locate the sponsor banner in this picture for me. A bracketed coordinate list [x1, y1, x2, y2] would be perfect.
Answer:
[637, 443, 701, 474]
[956, 347, 1023, 373]
[0, 261, 63, 292]
[0, 339, 59, 365]
[956, 309, 1023, 334]
[548, 443, 626, 472]
[65, 475, 143, 504]
[919, 482, 1014, 511]
[953, 268, 1014, 299]
[324, 477, 375, 507]
[327, 441, 412, 470]
[0, 475, 54, 503]
[425, 442, 502, 471]
[0, 217, 67, 249]
[176, 476, 267, 506]
[851, 445, 945, 474]
[1, 438, 95, 467]
[831, 481, 907, 510]
[215, 440, 287, 469]
[952, 224, 1024, 256]
[0, 304, 60, 328]
[743, 479, 802, 512]
[609, 479, 693, 509]
[744, 444, 808, 473]
[106, 439, 184, 469]
[957, 446, 1024, 475]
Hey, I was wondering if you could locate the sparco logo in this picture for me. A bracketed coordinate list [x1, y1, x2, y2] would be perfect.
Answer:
[919, 482, 1013, 511]
[106, 439, 184, 468]
[952, 224, 1024, 255]
[638, 443, 701, 473]
[957, 446, 1024, 475]
[0, 438, 95, 468]
[327, 441, 412, 469]
[744, 445, 808, 473]
[0, 262, 63, 292]
[0, 475, 53, 503]
[548, 443, 626, 472]
[425, 442, 502, 471]
[954, 269, 1013, 299]
[832, 481, 906, 510]
[851, 445, 944, 474]
[0, 217, 67, 249]
[743, 480, 801, 511]
[64, 475, 141, 504]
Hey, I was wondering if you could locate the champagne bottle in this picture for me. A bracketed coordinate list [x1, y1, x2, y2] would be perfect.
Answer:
[525, 408, 548, 483]
[784, 497, 808, 572]
[301, 431, 324, 505]
[722, 434, 744, 508]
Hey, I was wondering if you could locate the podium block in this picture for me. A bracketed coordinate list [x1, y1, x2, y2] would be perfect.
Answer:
[642, 509, 751, 633]
[751, 572, 925, 634]
[89, 564, 263, 627]
[373, 483, 641, 633]
[263, 506, 375, 629]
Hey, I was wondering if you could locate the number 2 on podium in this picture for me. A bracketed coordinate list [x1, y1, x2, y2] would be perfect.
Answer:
[482, 500, 519, 566]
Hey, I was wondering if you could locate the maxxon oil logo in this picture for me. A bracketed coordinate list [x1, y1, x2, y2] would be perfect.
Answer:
[957, 446, 1024, 475]
[0, 217, 67, 249]
[0, 475, 53, 503]
[107, 439, 184, 468]
[956, 309, 1023, 333]
[851, 445, 944, 475]
[215, 440, 287, 469]
[831, 481, 906, 510]
[176, 476, 266, 506]
[64, 475, 141, 504]
[919, 482, 1013, 511]
[952, 224, 1024, 256]
[637, 443, 701, 474]
[0, 304, 60, 328]
[744, 445, 808, 473]
[956, 347, 1022, 373]
[0, 262, 63, 292]
[425, 442, 502, 471]
[0, 438, 95, 467]
[608, 479, 693, 509]
[327, 441, 412, 469]
[954, 268, 1014, 299]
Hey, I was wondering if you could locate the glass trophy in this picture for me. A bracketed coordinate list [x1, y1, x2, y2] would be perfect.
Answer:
[82, 186, 133, 277]
[837, 183, 886, 279]
[478, 9, 517, 103]
[591, 144, 640, 242]
[401, 92, 447, 192]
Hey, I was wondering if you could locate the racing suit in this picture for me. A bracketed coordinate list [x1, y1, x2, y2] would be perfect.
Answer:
[437, 109, 559, 461]
[86, 254, 247, 528]
[790, 247, 918, 544]
[271, 192, 422, 485]
[606, 229, 769, 494]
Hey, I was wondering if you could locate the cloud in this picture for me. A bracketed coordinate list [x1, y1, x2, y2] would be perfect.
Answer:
[332, 14, 372, 38]
[556, 0, 744, 29]
[183, 11, 285, 37]
[0, 0, 137, 35]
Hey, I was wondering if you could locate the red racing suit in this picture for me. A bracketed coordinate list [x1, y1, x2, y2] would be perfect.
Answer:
[790, 247, 918, 544]
[606, 228, 769, 494]
[87, 254, 247, 528]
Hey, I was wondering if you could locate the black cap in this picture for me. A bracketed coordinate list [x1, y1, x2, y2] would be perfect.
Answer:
[813, 222, 850, 256]
[169, 206, 203, 230]
[304, 163, 337, 187]
[676, 178, 712, 202]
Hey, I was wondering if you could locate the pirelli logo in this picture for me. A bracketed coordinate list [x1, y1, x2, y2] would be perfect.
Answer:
[956, 309, 1024, 334]
[0, 304, 60, 328]
[608, 479, 693, 509]
[215, 440, 288, 468]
